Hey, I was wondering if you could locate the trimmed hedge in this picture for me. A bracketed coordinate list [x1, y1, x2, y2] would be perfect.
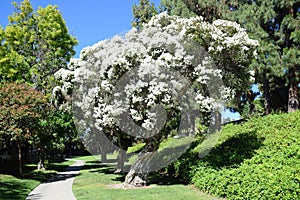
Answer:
[170, 112, 300, 199]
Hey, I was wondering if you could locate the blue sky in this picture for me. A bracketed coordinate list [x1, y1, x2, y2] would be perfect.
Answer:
[0, 0, 161, 57]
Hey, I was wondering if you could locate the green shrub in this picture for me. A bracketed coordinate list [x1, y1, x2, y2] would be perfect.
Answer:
[171, 112, 300, 199]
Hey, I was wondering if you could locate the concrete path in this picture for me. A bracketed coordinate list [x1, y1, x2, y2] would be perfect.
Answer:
[26, 159, 85, 200]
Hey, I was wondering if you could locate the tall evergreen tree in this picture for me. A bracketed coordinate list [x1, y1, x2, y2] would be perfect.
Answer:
[132, 0, 158, 29]
[160, 0, 194, 18]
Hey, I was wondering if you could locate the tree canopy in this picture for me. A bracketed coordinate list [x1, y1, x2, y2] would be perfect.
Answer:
[132, 0, 158, 29]
[159, 0, 300, 115]
[54, 12, 257, 186]
[0, 0, 79, 175]
[0, 0, 78, 94]
[0, 82, 47, 176]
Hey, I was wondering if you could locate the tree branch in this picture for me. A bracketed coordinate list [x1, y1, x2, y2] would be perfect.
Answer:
[181, 0, 202, 16]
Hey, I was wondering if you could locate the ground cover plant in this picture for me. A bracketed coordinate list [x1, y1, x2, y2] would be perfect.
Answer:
[170, 111, 300, 199]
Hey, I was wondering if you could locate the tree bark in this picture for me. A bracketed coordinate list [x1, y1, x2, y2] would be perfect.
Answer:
[99, 131, 109, 163]
[181, 0, 202, 16]
[288, 68, 299, 112]
[115, 134, 132, 173]
[100, 150, 107, 163]
[215, 111, 221, 130]
[115, 149, 126, 173]
[124, 139, 158, 187]
[17, 141, 23, 178]
[263, 79, 271, 115]
[124, 151, 156, 187]
[37, 147, 45, 170]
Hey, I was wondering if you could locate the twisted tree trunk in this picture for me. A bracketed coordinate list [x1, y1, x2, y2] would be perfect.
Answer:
[124, 138, 158, 187]
[124, 151, 156, 187]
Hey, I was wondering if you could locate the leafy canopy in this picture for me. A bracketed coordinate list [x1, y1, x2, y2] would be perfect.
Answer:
[0, 82, 47, 143]
[54, 13, 257, 158]
[0, 0, 78, 94]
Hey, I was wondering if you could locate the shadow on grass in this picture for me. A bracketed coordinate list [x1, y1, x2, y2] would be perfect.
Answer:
[148, 172, 187, 185]
[24, 170, 57, 182]
[82, 155, 188, 186]
[0, 175, 38, 200]
[22, 159, 74, 182]
[0, 158, 84, 200]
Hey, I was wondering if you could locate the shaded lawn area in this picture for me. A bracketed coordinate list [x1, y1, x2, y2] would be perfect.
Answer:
[0, 174, 38, 200]
[0, 159, 75, 200]
[73, 155, 223, 200]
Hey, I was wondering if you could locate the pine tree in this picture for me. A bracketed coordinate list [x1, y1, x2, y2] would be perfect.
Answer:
[132, 0, 158, 29]
[159, 0, 194, 18]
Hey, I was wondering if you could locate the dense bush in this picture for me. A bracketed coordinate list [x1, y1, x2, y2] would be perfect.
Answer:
[170, 112, 300, 199]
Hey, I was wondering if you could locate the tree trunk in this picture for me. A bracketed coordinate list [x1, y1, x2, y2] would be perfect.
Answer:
[37, 147, 45, 170]
[17, 141, 23, 178]
[124, 151, 156, 187]
[215, 111, 221, 130]
[288, 68, 299, 112]
[263, 79, 271, 115]
[115, 149, 126, 173]
[124, 139, 158, 187]
[100, 150, 107, 163]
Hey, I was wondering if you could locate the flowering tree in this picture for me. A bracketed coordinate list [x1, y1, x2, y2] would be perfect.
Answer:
[0, 82, 47, 177]
[54, 13, 258, 186]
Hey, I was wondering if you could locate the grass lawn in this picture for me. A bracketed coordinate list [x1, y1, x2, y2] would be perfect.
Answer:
[73, 155, 223, 200]
[0, 158, 75, 200]
[0, 174, 39, 200]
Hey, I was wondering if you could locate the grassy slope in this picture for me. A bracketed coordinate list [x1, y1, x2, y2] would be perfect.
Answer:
[0, 159, 75, 200]
[73, 155, 223, 200]
[181, 112, 300, 199]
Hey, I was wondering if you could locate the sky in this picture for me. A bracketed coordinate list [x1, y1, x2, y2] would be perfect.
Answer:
[0, 0, 241, 120]
[0, 0, 161, 57]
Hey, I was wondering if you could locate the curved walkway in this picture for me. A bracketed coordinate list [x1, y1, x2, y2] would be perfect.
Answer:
[26, 159, 85, 200]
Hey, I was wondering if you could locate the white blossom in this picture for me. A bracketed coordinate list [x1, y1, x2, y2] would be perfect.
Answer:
[53, 12, 258, 137]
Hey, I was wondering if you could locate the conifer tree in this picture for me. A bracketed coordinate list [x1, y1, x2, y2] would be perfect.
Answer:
[132, 0, 158, 29]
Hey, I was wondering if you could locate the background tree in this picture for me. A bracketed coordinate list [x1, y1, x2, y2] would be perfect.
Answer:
[159, 0, 300, 114]
[160, 0, 231, 22]
[132, 0, 158, 29]
[31, 109, 79, 169]
[0, 82, 47, 177]
[159, 0, 194, 18]
[1, 0, 78, 94]
[232, 1, 300, 114]
[0, 0, 79, 173]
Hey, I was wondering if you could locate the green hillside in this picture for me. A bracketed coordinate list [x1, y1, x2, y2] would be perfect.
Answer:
[173, 111, 300, 199]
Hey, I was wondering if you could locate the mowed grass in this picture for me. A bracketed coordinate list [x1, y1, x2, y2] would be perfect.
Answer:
[0, 158, 75, 200]
[0, 174, 39, 200]
[73, 155, 223, 200]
